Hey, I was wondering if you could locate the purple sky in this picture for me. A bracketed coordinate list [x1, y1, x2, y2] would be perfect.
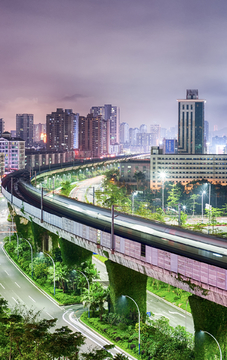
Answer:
[1, 0, 227, 132]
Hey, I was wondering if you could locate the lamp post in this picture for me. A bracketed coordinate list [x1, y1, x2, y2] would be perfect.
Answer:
[200, 330, 222, 360]
[201, 191, 206, 223]
[132, 191, 138, 214]
[23, 238, 33, 278]
[122, 295, 140, 355]
[43, 252, 55, 296]
[75, 270, 90, 318]
[160, 172, 166, 211]
[183, 205, 186, 213]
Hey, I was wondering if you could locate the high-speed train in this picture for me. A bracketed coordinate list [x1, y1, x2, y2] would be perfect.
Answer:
[2, 169, 227, 270]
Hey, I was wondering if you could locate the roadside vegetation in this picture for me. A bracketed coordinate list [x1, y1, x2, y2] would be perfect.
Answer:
[81, 311, 194, 360]
[4, 235, 99, 305]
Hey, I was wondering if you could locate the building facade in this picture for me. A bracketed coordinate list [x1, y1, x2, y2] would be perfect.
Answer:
[177, 89, 205, 154]
[79, 114, 109, 158]
[120, 122, 129, 144]
[90, 104, 120, 148]
[0, 119, 5, 137]
[16, 114, 33, 147]
[150, 146, 227, 189]
[0, 132, 25, 171]
[46, 108, 75, 151]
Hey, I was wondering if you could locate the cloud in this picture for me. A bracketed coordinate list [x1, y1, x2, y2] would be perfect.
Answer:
[61, 94, 87, 102]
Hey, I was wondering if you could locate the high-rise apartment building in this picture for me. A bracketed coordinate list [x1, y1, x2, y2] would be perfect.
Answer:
[73, 113, 79, 149]
[46, 108, 75, 151]
[150, 124, 160, 145]
[120, 122, 129, 144]
[0, 119, 5, 137]
[129, 128, 139, 146]
[79, 114, 109, 157]
[140, 124, 147, 133]
[0, 132, 25, 171]
[177, 89, 205, 154]
[16, 114, 33, 147]
[90, 104, 120, 146]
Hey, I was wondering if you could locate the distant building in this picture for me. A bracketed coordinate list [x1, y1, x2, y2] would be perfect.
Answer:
[90, 104, 120, 149]
[73, 113, 79, 149]
[140, 124, 147, 133]
[119, 159, 150, 183]
[79, 114, 109, 158]
[25, 149, 74, 171]
[0, 132, 25, 171]
[120, 122, 129, 144]
[46, 108, 75, 151]
[150, 124, 160, 145]
[177, 89, 205, 154]
[16, 114, 33, 147]
[11, 130, 16, 137]
[129, 128, 139, 146]
[33, 123, 46, 143]
[0, 119, 5, 137]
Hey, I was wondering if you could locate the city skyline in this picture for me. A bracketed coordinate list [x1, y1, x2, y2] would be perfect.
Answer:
[1, 0, 227, 131]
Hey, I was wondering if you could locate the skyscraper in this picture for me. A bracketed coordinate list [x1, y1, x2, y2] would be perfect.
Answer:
[177, 89, 205, 154]
[150, 124, 160, 145]
[79, 114, 109, 157]
[46, 108, 75, 151]
[90, 104, 120, 146]
[16, 114, 33, 147]
[0, 119, 5, 137]
[120, 122, 129, 144]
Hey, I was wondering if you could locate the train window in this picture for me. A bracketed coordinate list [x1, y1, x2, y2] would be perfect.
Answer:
[141, 243, 146, 257]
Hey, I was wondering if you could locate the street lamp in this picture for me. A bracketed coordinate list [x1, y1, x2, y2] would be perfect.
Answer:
[122, 295, 140, 355]
[22, 238, 33, 278]
[42, 252, 55, 296]
[160, 172, 166, 211]
[201, 191, 206, 223]
[200, 330, 222, 360]
[132, 191, 138, 214]
[183, 205, 186, 213]
[75, 270, 90, 318]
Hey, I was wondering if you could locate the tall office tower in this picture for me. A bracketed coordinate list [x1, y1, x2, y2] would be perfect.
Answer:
[150, 124, 161, 145]
[46, 108, 75, 151]
[90, 104, 120, 145]
[129, 128, 139, 145]
[79, 114, 109, 157]
[16, 114, 33, 147]
[177, 89, 205, 154]
[0, 119, 5, 137]
[120, 122, 129, 144]
[73, 113, 79, 149]
[140, 124, 147, 133]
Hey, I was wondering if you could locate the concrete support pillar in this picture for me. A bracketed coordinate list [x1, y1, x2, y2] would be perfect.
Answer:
[189, 294, 227, 359]
[105, 259, 147, 322]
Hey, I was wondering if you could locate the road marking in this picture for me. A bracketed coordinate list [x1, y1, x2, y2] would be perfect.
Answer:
[15, 282, 20, 288]
[12, 297, 19, 304]
[29, 296, 36, 303]
[0, 283, 5, 289]
[4, 270, 9, 275]
[169, 311, 185, 318]
[45, 311, 55, 319]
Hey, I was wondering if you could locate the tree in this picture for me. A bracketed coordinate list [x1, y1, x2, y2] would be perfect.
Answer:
[133, 171, 145, 190]
[0, 297, 85, 359]
[48, 261, 70, 293]
[189, 194, 200, 216]
[81, 283, 110, 320]
[167, 184, 182, 210]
